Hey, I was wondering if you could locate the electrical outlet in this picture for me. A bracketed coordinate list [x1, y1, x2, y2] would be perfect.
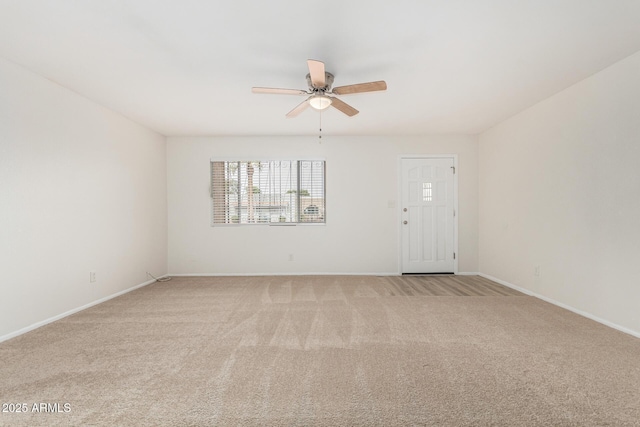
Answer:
[89, 271, 96, 283]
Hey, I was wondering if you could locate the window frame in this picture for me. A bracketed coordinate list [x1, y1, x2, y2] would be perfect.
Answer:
[210, 158, 326, 227]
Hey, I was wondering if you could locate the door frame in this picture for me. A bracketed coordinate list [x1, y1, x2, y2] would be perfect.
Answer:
[398, 155, 459, 275]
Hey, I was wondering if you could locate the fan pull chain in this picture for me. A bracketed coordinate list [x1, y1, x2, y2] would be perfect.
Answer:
[319, 109, 322, 143]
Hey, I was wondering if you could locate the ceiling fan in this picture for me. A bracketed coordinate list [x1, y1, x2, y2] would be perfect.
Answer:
[252, 59, 387, 118]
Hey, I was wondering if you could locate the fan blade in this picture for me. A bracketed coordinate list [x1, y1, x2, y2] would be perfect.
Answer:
[330, 97, 359, 117]
[332, 80, 387, 95]
[252, 87, 308, 95]
[307, 59, 326, 88]
[286, 97, 311, 118]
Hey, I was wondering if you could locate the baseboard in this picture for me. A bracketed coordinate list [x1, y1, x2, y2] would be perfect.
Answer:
[479, 273, 640, 340]
[170, 272, 481, 277]
[169, 272, 401, 277]
[0, 275, 167, 344]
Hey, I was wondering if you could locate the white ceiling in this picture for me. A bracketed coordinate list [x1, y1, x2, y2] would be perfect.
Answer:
[1, 1, 640, 137]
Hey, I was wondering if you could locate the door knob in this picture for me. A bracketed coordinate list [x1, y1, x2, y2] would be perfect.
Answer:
[403, 221, 408, 225]
[403, 208, 407, 212]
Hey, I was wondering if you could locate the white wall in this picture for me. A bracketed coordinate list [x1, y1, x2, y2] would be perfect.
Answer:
[479, 51, 640, 335]
[0, 58, 168, 339]
[168, 135, 478, 275]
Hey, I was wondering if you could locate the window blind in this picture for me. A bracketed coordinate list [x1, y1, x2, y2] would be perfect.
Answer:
[211, 160, 325, 225]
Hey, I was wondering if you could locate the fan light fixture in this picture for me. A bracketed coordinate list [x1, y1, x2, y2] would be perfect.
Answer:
[309, 95, 332, 110]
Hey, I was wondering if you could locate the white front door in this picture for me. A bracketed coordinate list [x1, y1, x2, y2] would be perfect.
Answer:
[401, 157, 455, 273]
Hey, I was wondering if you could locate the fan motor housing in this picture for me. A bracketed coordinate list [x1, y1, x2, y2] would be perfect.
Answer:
[306, 72, 334, 91]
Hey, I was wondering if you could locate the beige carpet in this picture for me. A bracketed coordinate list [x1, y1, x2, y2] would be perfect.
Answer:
[1, 275, 639, 426]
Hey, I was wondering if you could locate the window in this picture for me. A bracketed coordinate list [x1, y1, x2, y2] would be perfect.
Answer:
[423, 182, 432, 202]
[211, 160, 325, 225]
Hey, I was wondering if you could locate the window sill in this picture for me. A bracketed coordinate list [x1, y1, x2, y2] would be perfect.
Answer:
[211, 222, 326, 227]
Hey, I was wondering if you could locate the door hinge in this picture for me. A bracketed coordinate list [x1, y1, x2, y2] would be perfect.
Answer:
[451, 166, 456, 174]
[453, 209, 456, 217]
[453, 252, 456, 260]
